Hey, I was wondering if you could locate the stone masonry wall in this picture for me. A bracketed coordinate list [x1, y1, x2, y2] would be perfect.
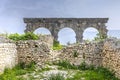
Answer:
[16, 35, 53, 67]
[102, 38, 120, 78]
[0, 43, 17, 73]
[38, 35, 53, 48]
[57, 42, 104, 66]
[16, 40, 51, 67]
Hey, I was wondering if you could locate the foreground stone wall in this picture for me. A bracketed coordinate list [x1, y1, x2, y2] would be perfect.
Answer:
[16, 40, 51, 66]
[102, 38, 120, 78]
[0, 36, 120, 78]
[57, 42, 104, 66]
[0, 43, 17, 73]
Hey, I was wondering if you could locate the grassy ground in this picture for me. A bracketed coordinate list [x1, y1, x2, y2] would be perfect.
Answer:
[0, 61, 119, 80]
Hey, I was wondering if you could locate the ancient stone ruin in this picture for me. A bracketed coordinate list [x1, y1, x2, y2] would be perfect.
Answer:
[24, 18, 108, 42]
[0, 18, 120, 79]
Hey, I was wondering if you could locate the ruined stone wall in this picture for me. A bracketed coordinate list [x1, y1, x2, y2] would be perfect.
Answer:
[38, 35, 53, 48]
[16, 35, 53, 66]
[57, 38, 120, 78]
[57, 42, 104, 66]
[16, 40, 51, 67]
[102, 38, 120, 78]
[0, 35, 120, 78]
[0, 43, 17, 73]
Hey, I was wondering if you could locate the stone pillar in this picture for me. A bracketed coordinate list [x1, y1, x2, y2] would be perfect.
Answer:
[24, 23, 34, 33]
[98, 25, 108, 38]
[50, 23, 59, 41]
[76, 28, 83, 43]
[53, 33, 58, 41]
[76, 33, 83, 43]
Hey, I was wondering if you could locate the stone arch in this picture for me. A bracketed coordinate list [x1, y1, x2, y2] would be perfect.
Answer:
[58, 27, 76, 45]
[83, 27, 99, 40]
[34, 27, 51, 35]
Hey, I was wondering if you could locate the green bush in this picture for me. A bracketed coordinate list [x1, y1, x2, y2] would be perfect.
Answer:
[73, 50, 78, 57]
[8, 33, 21, 41]
[94, 33, 107, 41]
[8, 32, 39, 41]
[47, 73, 65, 80]
[53, 40, 63, 50]
[78, 61, 89, 70]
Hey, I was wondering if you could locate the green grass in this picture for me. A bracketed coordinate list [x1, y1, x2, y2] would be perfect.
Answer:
[0, 61, 36, 80]
[0, 60, 119, 80]
[66, 71, 105, 80]
[47, 73, 65, 80]
[53, 60, 120, 80]
[67, 70, 119, 80]
[53, 60, 78, 69]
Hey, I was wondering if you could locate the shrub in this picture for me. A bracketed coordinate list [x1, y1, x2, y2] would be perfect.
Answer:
[94, 33, 107, 41]
[53, 40, 63, 50]
[8, 32, 39, 41]
[21, 32, 39, 40]
[8, 33, 21, 41]
[73, 50, 78, 57]
[78, 61, 89, 70]
[47, 73, 65, 80]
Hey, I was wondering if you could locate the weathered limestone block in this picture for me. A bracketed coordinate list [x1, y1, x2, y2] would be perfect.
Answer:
[0, 43, 17, 73]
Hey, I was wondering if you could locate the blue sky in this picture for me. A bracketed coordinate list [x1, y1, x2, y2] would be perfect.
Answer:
[0, 0, 120, 33]
[0, 0, 120, 44]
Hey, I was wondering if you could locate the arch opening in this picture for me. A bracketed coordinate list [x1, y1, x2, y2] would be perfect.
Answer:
[83, 27, 99, 41]
[34, 27, 51, 35]
[58, 27, 76, 45]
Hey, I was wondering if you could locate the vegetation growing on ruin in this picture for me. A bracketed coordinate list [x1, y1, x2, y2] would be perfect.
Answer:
[83, 33, 107, 43]
[52, 40, 63, 50]
[73, 50, 78, 57]
[8, 32, 39, 41]
[93, 33, 107, 41]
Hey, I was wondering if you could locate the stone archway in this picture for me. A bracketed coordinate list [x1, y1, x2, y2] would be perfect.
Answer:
[34, 27, 51, 35]
[83, 27, 99, 40]
[58, 27, 76, 45]
[24, 18, 108, 42]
